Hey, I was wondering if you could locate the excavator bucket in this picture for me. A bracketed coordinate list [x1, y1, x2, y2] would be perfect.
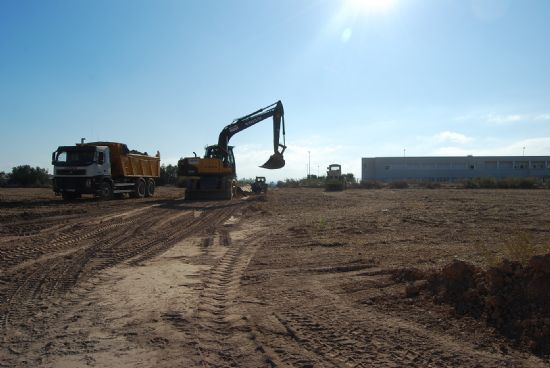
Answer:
[260, 152, 285, 169]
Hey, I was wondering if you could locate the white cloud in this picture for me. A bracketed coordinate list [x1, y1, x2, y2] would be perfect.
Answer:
[495, 137, 550, 156]
[434, 137, 550, 157]
[485, 114, 527, 124]
[434, 131, 472, 144]
[535, 114, 550, 121]
[454, 112, 550, 125]
[434, 146, 473, 156]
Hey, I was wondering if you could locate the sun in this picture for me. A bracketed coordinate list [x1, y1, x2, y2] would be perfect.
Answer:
[347, 0, 396, 13]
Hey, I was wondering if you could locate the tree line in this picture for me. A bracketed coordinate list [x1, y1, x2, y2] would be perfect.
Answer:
[0, 163, 358, 189]
[0, 165, 51, 187]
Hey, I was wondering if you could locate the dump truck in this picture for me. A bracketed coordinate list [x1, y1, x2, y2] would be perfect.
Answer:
[52, 140, 160, 200]
[178, 100, 286, 200]
[325, 164, 346, 191]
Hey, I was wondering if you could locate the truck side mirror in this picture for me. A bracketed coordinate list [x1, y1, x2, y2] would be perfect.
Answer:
[98, 152, 104, 164]
[51, 152, 56, 164]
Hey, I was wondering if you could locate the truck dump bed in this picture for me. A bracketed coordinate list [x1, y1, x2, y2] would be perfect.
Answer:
[86, 142, 160, 178]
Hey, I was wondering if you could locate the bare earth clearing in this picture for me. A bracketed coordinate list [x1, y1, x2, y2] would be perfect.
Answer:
[1, 187, 549, 367]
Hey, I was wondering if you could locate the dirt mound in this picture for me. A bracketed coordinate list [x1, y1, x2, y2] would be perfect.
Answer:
[427, 255, 550, 355]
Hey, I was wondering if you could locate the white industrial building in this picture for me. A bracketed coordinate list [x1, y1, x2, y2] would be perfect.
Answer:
[362, 156, 550, 182]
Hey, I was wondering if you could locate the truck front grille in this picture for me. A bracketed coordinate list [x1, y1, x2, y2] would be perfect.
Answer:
[56, 169, 86, 175]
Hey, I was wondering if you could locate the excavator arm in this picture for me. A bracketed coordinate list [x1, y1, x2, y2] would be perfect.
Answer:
[217, 100, 286, 169]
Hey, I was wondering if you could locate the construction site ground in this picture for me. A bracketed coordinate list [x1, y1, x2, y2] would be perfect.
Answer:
[1, 186, 549, 367]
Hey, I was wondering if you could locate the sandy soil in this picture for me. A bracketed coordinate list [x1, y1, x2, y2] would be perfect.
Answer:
[1, 187, 549, 367]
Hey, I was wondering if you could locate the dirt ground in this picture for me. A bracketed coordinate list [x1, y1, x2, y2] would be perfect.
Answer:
[1, 186, 549, 367]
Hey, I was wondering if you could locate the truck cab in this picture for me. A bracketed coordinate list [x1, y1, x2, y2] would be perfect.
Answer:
[52, 145, 113, 199]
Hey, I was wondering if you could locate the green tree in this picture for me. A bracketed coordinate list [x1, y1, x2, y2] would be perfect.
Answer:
[0, 171, 9, 187]
[10, 165, 50, 187]
[158, 164, 178, 185]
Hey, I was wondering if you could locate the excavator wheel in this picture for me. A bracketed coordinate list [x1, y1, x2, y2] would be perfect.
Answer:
[224, 179, 234, 200]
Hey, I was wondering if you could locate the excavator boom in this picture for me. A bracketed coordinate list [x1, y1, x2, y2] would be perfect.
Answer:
[218, 100, 286, 169]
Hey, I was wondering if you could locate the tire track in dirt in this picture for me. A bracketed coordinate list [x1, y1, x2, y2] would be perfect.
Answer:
[0, 200, 247, 340]
[126, 202, 241, 266]
[0, 219, 134, 272]
[0, 201, 164, 269]
[162, 223, 270, 367]
[0, 217, 151, 332]
[252, 277, 521, 368]
[274, 303, 517, 367]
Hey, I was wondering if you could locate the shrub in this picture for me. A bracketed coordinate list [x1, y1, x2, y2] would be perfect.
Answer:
[503, 233, 542, 265]
[388, 180, 409, 189]
[359, 180, 383, 189]
[463, 177, 538, 189]
[463, 178, 478, 189]
[478, 233, 550, 267]
[418, 181, 441, 189]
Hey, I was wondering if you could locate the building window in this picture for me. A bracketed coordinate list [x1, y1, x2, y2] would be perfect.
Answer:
[532, 161, 545, 169]
[514, 161, 528, 169]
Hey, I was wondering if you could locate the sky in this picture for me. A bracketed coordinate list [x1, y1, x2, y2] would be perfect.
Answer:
[1, 0, 549, 181]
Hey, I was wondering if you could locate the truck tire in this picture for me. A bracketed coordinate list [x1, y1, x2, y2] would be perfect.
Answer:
[100, 181, 113, 199]
[145, 178, 155, 197]
[132, 178, 146, 198]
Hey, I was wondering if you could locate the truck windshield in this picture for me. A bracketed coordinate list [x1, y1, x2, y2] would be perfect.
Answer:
[54, 150, 95, 166]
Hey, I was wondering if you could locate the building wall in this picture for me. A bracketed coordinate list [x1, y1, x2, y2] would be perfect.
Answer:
[361, 156, 550, 182]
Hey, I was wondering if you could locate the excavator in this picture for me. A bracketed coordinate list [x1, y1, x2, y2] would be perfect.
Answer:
[177, 100, 286, 200]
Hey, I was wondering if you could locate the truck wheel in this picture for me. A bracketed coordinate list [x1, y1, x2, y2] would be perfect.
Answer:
[100, 181, 113, 199]
[134, 178, 146, 198]
[145, 178, 155, 197]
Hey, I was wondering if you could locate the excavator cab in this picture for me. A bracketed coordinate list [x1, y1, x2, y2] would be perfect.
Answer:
[205, 145, 235, 169]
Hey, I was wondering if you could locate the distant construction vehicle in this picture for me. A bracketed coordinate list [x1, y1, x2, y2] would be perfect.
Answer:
[251, 176, 268, 194]
[325, 164, 347, 191]
[52, 140, 160, 200]
[178, 100, 286, 200]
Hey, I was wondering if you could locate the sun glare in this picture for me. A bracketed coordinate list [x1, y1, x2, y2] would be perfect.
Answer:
[348, 0, 396, 13]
